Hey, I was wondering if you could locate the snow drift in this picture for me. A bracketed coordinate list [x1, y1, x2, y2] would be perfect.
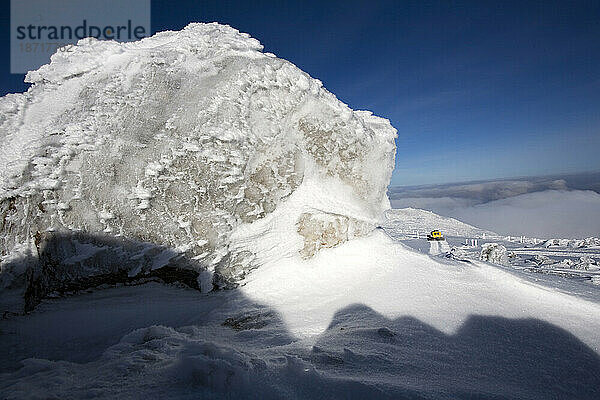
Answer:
[0, 23, 396, 298]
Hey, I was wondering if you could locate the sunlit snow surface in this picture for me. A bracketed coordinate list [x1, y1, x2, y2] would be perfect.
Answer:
[242, 231, 600, 347]
[2, 229, 600, 399]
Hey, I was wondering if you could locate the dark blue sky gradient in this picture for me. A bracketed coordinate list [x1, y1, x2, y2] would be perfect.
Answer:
[1, 0, 599, 185]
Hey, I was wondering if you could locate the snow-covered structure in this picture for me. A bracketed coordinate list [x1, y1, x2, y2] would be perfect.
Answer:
[0, 23, 396, 299]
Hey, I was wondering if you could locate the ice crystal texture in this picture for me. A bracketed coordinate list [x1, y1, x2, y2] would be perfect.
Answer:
[0, 23, 396, 290]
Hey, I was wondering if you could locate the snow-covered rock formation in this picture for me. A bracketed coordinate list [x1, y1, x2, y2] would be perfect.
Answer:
[0, 23, 396, 299]
[543, 237, 600, 249]
[479, 243, 509, 266]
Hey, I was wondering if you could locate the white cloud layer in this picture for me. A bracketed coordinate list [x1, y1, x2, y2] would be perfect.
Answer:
[391, 190, 600, 239]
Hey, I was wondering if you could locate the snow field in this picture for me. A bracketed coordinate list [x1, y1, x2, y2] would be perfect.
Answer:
[2, 232, 600, 398]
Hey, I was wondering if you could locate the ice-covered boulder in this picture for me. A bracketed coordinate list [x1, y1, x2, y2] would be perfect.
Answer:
[479, 243, 509, 266]
[573, 256, 599, 271]
[544, 239, 571, 248]
[530, 254, 554, 267]
[0, 23, 396, 296]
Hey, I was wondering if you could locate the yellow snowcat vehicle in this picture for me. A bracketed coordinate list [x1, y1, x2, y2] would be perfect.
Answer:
[427, 230, 444, 241]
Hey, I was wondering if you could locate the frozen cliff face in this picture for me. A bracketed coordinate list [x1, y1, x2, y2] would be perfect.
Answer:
[0, 23, 396, 294]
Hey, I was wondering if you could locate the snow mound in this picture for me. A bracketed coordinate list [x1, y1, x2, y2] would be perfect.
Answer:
[0, 23, 396, 293]
[383, 207, 496, 238]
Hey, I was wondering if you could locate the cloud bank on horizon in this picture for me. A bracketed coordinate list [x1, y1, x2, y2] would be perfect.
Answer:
[389, 172, 600, 239]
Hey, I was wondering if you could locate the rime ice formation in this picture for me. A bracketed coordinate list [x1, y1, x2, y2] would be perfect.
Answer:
[0, 23, 397, 295]
[479, 243, 509, 266]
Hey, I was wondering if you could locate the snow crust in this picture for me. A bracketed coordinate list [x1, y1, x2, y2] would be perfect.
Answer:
[0, 23, 396, 290]
[3, 231, 600, 399]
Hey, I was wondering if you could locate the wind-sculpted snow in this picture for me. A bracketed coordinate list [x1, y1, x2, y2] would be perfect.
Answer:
[0, 23, 396, 296]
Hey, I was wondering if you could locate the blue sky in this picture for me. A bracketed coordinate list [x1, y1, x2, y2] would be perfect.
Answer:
[1, 0, 599, 186]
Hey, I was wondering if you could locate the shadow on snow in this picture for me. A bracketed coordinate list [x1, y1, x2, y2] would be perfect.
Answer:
[0, 233, 599, 399]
